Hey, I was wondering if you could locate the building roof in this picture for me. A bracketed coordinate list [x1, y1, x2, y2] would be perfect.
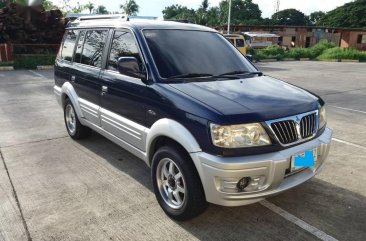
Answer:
[226, 24, 366, 32]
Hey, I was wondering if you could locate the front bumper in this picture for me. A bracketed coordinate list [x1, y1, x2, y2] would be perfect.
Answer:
[190, 127, 332, 206]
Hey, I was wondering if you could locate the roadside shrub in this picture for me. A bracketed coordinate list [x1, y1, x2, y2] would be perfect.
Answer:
[307, 40, 336, 59]
[13, 54, 56, 69]
[256, 45, 285, 60]
[318, 47, 366, 61]
[285, 48, 310, 59]
[0, 61, 13, 66]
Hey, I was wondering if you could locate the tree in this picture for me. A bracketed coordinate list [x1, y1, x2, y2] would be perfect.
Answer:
[70, 1, 85, 13]
[272, 8, 311, 26]
[218, 0, 262, 25]
[162, 4, 196, 21]
[95, 5, 108, 14]
[120, 0, 139, 16]
[309, 11, 325, 25]
[196, 0, 209, 25]
[85, 1, 94, 14]
[317, 0, 366, 28]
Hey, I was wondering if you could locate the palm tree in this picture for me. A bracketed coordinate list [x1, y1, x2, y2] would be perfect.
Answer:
[85, 1, 94, 14]
[120, 0, 139, 16]
[95, 5, 108, 14]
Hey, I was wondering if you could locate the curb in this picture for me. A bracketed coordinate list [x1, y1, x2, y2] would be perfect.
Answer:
[283, 58, 296, 61]
[318, 59, 339, 62]
[341, 59, 359, 63]
[299, 58, 310, 61]
[0, 66, 14, 71]
[37, 65, 54, 70]
[260, 59, 278, 62]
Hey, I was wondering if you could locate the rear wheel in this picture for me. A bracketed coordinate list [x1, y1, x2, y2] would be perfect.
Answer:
[152, 144, 208, 221]
[64, 99, 91, 139]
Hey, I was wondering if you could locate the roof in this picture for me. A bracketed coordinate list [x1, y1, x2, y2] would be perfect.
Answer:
[223, 34, 243, 38]
[225, 24, 366, 32]
[243, 32, 280, 38]
[67, 18, 216, 32]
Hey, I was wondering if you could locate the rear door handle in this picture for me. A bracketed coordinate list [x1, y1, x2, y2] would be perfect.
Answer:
[71, 75, 76, 82]
[102, 86, 108, 93]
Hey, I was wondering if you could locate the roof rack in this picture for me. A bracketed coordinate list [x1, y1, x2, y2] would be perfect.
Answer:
[76, 14, 128, 21]
[75, 14, 158, 22]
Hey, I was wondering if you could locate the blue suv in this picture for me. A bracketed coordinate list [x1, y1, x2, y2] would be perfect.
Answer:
[54, 16, 332, 220]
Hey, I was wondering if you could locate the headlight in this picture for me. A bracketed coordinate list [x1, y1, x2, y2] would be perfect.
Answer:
[210, 123, 271, 148]
[319, 106, 327, 129]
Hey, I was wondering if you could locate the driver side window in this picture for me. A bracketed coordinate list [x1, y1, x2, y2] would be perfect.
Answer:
[107, 30, 142, 75]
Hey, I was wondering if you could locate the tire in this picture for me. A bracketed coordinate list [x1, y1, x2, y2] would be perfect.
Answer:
[151, 144, 208, 221]
[64, 99, 91, 139]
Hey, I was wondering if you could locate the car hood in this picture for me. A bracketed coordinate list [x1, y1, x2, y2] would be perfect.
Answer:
[169, 75, 320, 123]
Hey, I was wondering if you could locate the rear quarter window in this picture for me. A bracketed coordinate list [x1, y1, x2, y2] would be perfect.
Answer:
[61, 30, 79, 61]
[80, 30, 108, 68]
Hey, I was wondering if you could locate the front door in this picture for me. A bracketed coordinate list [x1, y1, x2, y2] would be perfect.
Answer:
[100, 29, 147, 151]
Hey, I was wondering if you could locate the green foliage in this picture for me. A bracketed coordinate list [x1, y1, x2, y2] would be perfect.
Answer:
[272, 8, 311, 26]
[0, 61, 13, 66]
[318, 47, 366, 61]
[13, 54, 56, 69]
[120, 0, 139, 16]
[309, 11, 325, 25]
[95, 5, 108, 14]
[219, 0, 262, 25]
[317, 0, 366, 28]
[251, 40, 340, 60]
[84, 1, 94, 14]
[162, 4, 196, 21]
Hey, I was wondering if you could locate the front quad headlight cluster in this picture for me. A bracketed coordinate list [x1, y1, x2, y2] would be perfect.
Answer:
[210, 123, 271, 148]
[319, 106, 327, 129]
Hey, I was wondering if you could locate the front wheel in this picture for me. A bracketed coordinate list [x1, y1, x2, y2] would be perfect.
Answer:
[152, 144, 208, 221]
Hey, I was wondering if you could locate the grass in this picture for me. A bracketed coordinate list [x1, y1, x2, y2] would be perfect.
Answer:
[251, 40, 365, 62]
[318, 47, 366, 61]
[13, 54, 56, 69]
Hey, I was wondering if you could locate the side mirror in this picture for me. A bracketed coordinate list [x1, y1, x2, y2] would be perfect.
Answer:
[117, 57, 147, 81]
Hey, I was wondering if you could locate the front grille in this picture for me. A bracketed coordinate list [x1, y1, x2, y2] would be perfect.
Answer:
[269, 112, 317, 145]
[271, 120, 298, 144]
[300, 113, 316, 139]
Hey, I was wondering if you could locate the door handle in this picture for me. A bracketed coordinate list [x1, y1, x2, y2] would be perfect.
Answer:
[102, 86, 108, 93]
[71, 75, 76, 82]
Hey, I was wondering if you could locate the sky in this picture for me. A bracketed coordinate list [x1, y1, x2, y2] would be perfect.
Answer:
[54, 0, 353, 18]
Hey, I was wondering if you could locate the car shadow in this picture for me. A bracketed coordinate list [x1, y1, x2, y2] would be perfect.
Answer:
[76, 132, 366, 241]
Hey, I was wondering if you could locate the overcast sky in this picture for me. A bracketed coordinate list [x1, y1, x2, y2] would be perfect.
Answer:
[55, 0, 352, 18]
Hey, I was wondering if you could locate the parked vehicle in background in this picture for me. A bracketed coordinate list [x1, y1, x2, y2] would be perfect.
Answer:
[54, 16, 332, 221]
[243, 32, 280, 49]
[224, 34, 248, 55]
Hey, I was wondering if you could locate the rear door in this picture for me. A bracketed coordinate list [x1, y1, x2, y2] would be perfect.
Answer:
[99, 29, 148, 150]
[72, 29, 109, 126]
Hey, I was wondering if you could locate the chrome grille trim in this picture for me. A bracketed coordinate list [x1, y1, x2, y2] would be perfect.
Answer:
[265, 110, 319, 146]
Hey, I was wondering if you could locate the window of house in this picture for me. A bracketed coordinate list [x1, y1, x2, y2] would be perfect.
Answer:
[107, 30, 142, 74]
[357, 34, 366, 44]
[80, 30, 108, 68]
[61, 30, 79, 61]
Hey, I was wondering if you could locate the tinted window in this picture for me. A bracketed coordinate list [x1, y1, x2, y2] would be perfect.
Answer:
[80, 30, 108, 68]
[61, 30, 78, 61]
[74, 30, 86, 63]
[227, 38, 234, 45]
[236, 39, 245, 47]
[143, 30, 255, 79]
[107, 30, 142, 73]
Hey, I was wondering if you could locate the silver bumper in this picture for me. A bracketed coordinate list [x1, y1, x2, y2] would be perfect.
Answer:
[190, 127, 332, 206]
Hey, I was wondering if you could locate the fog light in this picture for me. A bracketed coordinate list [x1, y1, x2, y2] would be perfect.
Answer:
[237, 177, 251, 191]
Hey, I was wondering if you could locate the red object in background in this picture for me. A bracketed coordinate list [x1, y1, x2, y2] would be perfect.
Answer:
[0, 44, 13, 62]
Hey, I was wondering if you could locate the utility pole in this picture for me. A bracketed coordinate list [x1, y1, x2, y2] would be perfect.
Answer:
[227, 0, 232, 34]
[275, 0, 280, 20]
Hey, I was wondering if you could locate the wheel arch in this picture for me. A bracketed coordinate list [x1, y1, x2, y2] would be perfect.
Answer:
[60, 82, 84, 119]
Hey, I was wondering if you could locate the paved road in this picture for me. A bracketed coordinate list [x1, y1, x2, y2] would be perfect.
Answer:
[0, 62, 365, 241]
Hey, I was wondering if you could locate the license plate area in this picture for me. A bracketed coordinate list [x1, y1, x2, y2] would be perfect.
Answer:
[289, 148, 317, 174]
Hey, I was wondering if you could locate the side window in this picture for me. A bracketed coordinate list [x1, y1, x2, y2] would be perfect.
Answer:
[74, 30, 86, 63]
[61, 30, 79, 61]
[81, 30, 108, 68]
[227, 38, 234, 45]
[236, 39, 245, 47]
[107, 30, 142, 74]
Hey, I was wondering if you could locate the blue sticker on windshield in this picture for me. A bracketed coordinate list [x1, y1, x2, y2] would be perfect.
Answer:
[294, 150, 314, 167]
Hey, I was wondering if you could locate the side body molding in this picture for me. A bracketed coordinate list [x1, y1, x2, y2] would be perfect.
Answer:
[146, 118, 202, 165]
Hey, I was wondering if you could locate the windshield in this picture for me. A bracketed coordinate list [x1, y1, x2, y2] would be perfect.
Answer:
[143, 30, 257, 80]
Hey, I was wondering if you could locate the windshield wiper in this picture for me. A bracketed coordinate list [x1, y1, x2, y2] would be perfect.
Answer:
[166, 73, 213, 79]
[218, 70, 263, 76]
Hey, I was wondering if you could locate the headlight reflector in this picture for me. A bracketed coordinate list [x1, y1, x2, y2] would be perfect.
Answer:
[210, 123, 271, 148]
[319, 106, 326, 129]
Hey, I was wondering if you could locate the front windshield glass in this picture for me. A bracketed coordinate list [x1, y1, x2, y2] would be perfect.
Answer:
[143, 30, 257, 80]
